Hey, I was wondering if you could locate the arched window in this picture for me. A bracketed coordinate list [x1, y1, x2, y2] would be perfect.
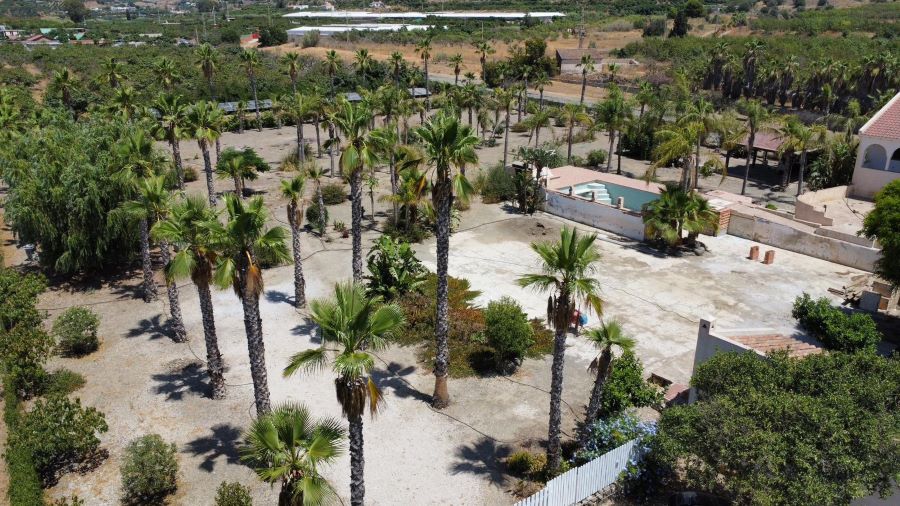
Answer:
[890, 148, 900, 173]
[863, 144, 887, 171]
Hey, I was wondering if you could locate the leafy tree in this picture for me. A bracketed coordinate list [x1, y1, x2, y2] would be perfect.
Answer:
[0, 268, 45, 332]
[792, 293, 881, 352]
[1, 325, 55, 399]
[215, 481, 253, 506]
[580, 320, 636, 443]
[365, 235, 427, 301]
[597, 350, 663, 418]
[862, 180, 900, 288]
[62, 0, 88, 23]
[120, 434, 178, 505]
[484, 296, 534, 372]
[518, 227, 604, 472]
[670, 9, 689, 37]
[284, 283, 404, 506]
[281, 175, 308, 307]
[52, 307, 100, 357]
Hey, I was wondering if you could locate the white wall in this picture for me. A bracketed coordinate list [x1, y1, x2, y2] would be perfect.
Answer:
[544, 191, 646, 240]
[852, 136, 900, 198]
[688, 319, 764, 403]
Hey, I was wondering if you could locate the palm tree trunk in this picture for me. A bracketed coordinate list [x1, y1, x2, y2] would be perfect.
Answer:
[580, 74, 587, 105]
[314, 117, 322, 157]
[567, 125, 574, 163]
[350, 170, 364, 283]
[606, 132, 615, 172]
[546, 298, 570, 471]
[424, 60, 430, 111]
[241, 288, 271, 415]
[170, 137, 185, 190]
[139, 218, 158, 303]
[251, 75, 262, 132]
[348, 413, 366, 506]
[741, 130, 755, 195]
[502, 109, 511, 169]
[539, 89, 544, 111]
[433, 176, 452, 409]
[390, 153, 399, 223]
[796, 149, 807, 196]
[233, 174, 243, 198]
[296, 121, 305, 164]
[158, 241, 187, 342]
[201, 141, 217, 206]
[581, 349, 612, 444]
[616, 133, 623, 175]
[197, 280, 226, 399]
[288, 204, 306, 308]
[317, 184, 327, 235]
[328, 124, 337, 177]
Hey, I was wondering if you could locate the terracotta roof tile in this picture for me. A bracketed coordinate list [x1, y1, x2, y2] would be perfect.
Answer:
[730, 334, 824, 358]
[861, 92, 900, 140]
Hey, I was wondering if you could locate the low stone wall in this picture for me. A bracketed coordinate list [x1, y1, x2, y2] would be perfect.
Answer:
[544, 190, 646, 240]
[795, 186, 850, 226]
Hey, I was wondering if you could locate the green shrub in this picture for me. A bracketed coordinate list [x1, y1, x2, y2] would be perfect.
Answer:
[301, 30, 320, 48]
[792, 293, 881, 352]
[49, 496, 86, 506]
[597, 350, 664, 418]
[12, 395, 108, 483]
[506, 451, 547, 479]
[215, 481, 253, 506]
[46, 368, 86, 396]
[365, 235, 427, 301]
[183, 165, 199, 182]
[586, 149, 608, 167]
[53, 306, 100, 357]
[510, 121, 529, 133]
[321, 182, 347, 205]
[0, 268, 46, 331]
[4, 376, 43, 505]
[121, 434, 178, 505]
[1, 326, 54, 398]
[479, 164, 517, 204]
[484, 296, 534, 372]
[305, 202, 329, 233]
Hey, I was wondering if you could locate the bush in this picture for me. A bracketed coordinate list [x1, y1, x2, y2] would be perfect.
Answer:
[46, 368, 86, 396]
[365, 235, 427, 301]
[301, 30, 320, 48]
[183, 165, 199, 182]
[478, 164, 517, 204]
[321, 182, 347, 205]
[506, 451, 547, 479]
[586, 149, 608, 167]
[12, 395, 108, 483]
[597, 350, 664, 418]
[4, 376, 43, 505]
[575, 411, 656, 464]
[792, 293, 881, 352]
[121, 434, 179, 505]
[484, 297, 534, 372]
[642, 17, 667, 37]
[305, 202, 329, 232]
[1, 326, 54, 398]
[53, 306, 100, 356]
[215, 481, 253, 506]
[258, 26, 287, 47]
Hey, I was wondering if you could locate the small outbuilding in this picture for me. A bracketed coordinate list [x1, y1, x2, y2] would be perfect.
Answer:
[555, 49, 605, 74]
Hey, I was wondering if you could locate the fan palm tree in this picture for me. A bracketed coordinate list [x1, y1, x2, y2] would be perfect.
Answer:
[415, 36, 433, 110]
[634, 80, 654, 119]
[651, 122, 703, 191]
[186, 101, 225, 206]
[51, 69, 77, 117]
[388, 51, 405, 87]
[195, 43, 219, 101]
[241, 403, 345, 506]
[449, 53, 464, 86]
[241, 49, 263, 132]
[368, 125, 402, 220]
[738, 99, 771, 195]
[524, 106, 555, 147]
[473, 41, 494, 82]
[577, 54, 595, 105]
[679, 97, 717, 185]
[643, 185, 717, 247]
[332, 99, 378, 282]
[306, 166, 328, 234]
[152, 195, 227, 399]
[284, 282, 404, 506]
[494, 87, 515, 169]
[559, 103, 593, 163]
[110, 85, 138, 121]
[778, 117, 828, 196]
[281, 175, 308, 307]
[209, 195, 290, 415]
[153, 56, 182, 91]
[121, 176, 187, 341]
[713, 109, 747, 180]
[236, 100, 248, 134]
[594, 85, 632, 173]
[581, 320, 635, 440]
[517, 227, 604, 472]
[323, 50, 341, 99]
[533, 72, 552, 111]
[286, 93, 315, 164]
[354, 49, 375, 90]
[415, 112, 478, 408]
[153, 94, 189, 189]
[216, 154, 249, 197]
[97, 57, 125, 89]
[281, 52, 302, 94]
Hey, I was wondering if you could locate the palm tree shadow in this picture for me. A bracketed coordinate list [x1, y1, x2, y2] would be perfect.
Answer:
[184, 423, 243, 472]
[265, 289, 295, 307]
[151, 360, 210, 401]
[371, 362, 431, 403]
[291, 320, 321, 344]
[127, 314, 179, 342]
[451, 436, 513, 486]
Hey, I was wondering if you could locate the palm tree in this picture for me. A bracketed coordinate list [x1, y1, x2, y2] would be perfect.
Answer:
[594, 85, 632, 173]
[287, 93, 315, 165]
[281, 175, 308, 308]
[241, 403, 345, 506]
[473, 41, 494, 82]
[354, 49, 375, 90]
[153, 94, 189, 189]
[186, 101, 225, 206]
[323, 50, 341, 99]
[533, 72, 552, 111]
[415, 36, 433, 110]
[778, 117, 828, 196]
[525, 106, 555, 147]
[415, 113, 478, 408]
[195, 43, 219, 101]
[284, 282, 403, 506]
[388, 51, 405, 87]
[679, 97, 717, 185]
[51, 69, 77, 117]
[580, 320, 635, 441]
[517, 227, 604, 472]
[738, 99, 771, 195]
[306, 165, 328, 234]
[151, 195, 227, 399]
[281, 52, 302, 94]
[634, 81, 654, 119]
[216, 154, 249, 197]
[642, 185, 717, 247]
[559, 103, 593, 163]
[651, 122, 703, 191]
[153, 57, 181, 91]
[713, 110, 747, 181]
[97, 57, 125, 89]
[241, 49, 263, 132]
[210, 195, 290, 415]
[308, 90, 326, 157]
[332, 99, 377, 282]
[449, 53, 464, 86]
[368, 125, 401, 220]
[495, 88, 515, 169]
[110, 86, 138, 121]
[577, 54, 595, 105]
[121, 176, 188, 341]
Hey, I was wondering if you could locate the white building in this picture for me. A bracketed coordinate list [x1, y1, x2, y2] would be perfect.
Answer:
[852, 91, 900, 198]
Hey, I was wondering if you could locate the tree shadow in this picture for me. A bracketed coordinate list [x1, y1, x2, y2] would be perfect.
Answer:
[371, 362, 431, 403]
[291, 320, 321, 344]
[265, 289, 295, 307]
[126, 314, 178, 341]
[151, 360, 210, 401]
[184, 423, 243, 473]
[450, 436, 513, 486]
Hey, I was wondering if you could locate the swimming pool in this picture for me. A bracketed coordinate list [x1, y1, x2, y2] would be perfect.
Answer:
[559, 180, 659, 211]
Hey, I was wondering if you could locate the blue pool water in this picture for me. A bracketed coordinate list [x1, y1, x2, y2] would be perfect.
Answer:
[561, 181, 659, 211]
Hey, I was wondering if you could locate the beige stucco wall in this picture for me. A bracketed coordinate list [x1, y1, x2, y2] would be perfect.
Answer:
[794, 186, 850, 226]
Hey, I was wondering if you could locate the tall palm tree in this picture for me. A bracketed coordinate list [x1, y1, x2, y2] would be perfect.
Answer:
[651, 122, 703, 191]
[121, 176, 188, 341]
[388, 51, 405, 87]
[306, 166, 328, 234]
[525, 106, 555, 147]
[577, 54, 595, 105]
[51, 69, 77, 117]
[241, 403, 345, 506]
[495, 87, 515, 169]
[559, 103, 593, 163]
[368, 125, 402, 221]
[323, 50, 341, 99]
[217, 154, 247, 197]
[153, 56, 182, 91]
[186, 101, 225, 206]
[241, 49, 263, 132]
[210, 195, 290, 415]
[778, 117, 828, 196]
[737, 99, 771, 195]
[281, 175, 308, 307]
[594, 85, 632, 173]
[97, 57, 125, 90]
[110, 86, 138, 121]
[518, 227, 603, 472]
[581, 320, 635, 440]
[533, 72, 552, 111]
[415, 113, 478, 409]
[679, 97, 717, 186]
[354, 49, 375, 90]
[153, 94, 189, 189]
[713, 109, 747, 180]
[415, 36, 433, 110]
[332, 99, 377, 282]
[195, 43, 219, 101]
[634, 80, 654, 119]
[449, 53, 464, 86]
[287, 93, 315, 164]
[473, 41, 494, 82]
[281, 52, 302, 94]
[285, 282, 404, 506]
[152, 195, 227, 399]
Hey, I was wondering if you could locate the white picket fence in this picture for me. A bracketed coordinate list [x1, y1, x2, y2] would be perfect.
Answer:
[513, 439, 640, 506]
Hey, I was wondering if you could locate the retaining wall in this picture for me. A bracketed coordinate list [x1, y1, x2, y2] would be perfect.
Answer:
[545, 190, 646, 241]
